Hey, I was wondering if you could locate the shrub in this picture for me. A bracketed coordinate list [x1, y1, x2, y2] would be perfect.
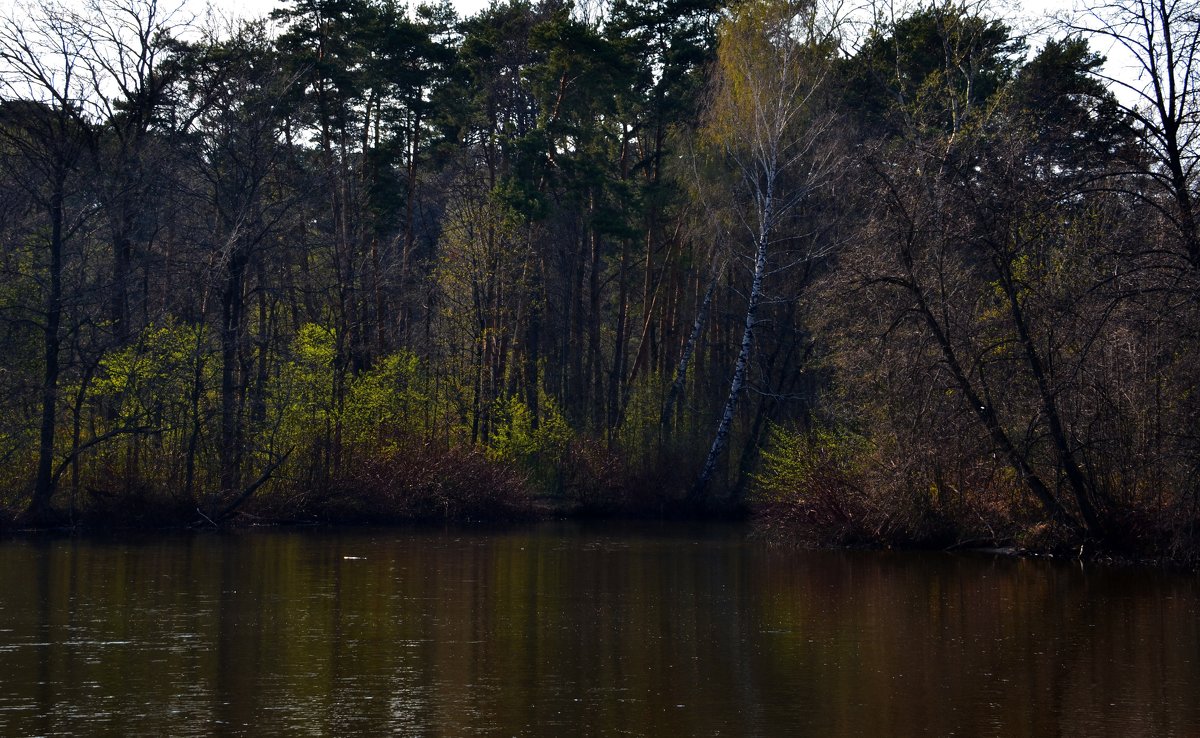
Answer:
[752, 424, 883, 544]
[285, 439, 534, 523]
[487, 393, 573, 491]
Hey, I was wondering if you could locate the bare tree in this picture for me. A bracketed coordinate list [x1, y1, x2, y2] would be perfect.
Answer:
[76, 0, 191, 339]
[1069, 0, 1200, 268]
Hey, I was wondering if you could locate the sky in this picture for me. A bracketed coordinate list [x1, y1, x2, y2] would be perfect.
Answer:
[209, 0, 491, 20]
[210, 0, 1075, 26]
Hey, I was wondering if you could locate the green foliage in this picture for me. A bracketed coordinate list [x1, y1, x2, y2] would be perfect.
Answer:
[615, 371, 664, 462]
[271, 322, 340, 484]
[278, 322, 337, 427]
[753, 423, 872, 503]
[487, 393, 573, 489]
[343, 351, 429, 451]
[92, 320, 209, 428]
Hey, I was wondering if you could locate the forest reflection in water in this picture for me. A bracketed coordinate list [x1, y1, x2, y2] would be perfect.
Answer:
[0, 523, 1196, 736]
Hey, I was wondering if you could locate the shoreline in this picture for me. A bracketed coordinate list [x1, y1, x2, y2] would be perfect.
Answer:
[3, 503, 1196, 573]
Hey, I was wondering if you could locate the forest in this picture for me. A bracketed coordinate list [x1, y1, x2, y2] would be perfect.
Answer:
[0, 0, 1197, 559]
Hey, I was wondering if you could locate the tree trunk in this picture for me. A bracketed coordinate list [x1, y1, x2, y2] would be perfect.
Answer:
[661, 268, 720, 439]
[526, 235, 542, 431]
[908, 276, 1077, 531]
[27, 183, 65, 523]
[691, 199, 772, 504]
[218, 247, 248, 513]
[1001, 272, 1104, 536]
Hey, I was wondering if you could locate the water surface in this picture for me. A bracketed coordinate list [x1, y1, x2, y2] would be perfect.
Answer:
[0, 523, 1196, 736]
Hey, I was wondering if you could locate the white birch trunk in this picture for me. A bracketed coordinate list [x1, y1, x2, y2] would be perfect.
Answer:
[691, 186, 774, 502]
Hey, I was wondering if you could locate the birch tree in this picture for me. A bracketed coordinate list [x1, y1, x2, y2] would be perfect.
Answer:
[689, 0, 841, 502]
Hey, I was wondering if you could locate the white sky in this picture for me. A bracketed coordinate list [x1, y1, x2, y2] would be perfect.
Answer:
[210, 0, 1074, 27]
[207, 0, 492, 20]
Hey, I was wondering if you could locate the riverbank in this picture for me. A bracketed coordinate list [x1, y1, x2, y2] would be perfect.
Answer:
[0, 444, 723, 533]
[751, 496, 1200, 571]
[3, 437, 1197, 569]
[4, 492, 1198, 572]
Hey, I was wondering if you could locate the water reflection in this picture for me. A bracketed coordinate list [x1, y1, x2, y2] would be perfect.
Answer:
[0, 524, 1196, 736]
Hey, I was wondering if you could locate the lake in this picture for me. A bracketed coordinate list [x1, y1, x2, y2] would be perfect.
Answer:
[0, 522, 1196, 736]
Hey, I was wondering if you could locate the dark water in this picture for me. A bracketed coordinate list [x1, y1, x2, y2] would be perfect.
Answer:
[0, 523, 1196, 737]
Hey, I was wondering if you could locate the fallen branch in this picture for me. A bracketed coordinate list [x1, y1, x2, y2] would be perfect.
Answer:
[214, 448, 294, 524]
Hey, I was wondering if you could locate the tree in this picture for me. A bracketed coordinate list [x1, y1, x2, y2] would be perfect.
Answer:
[608, 0, 721, 432]
[844, 3, 1021, 139]
[1010, 36, 1135, 179]
[689, 0, 841, 503]
[1070, 0, 1200, 270]
[178, 21, 297, 519]
[75, 0, 189, 341]
[0, 1, 94, 522]
[823, 16, 1141, 539]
